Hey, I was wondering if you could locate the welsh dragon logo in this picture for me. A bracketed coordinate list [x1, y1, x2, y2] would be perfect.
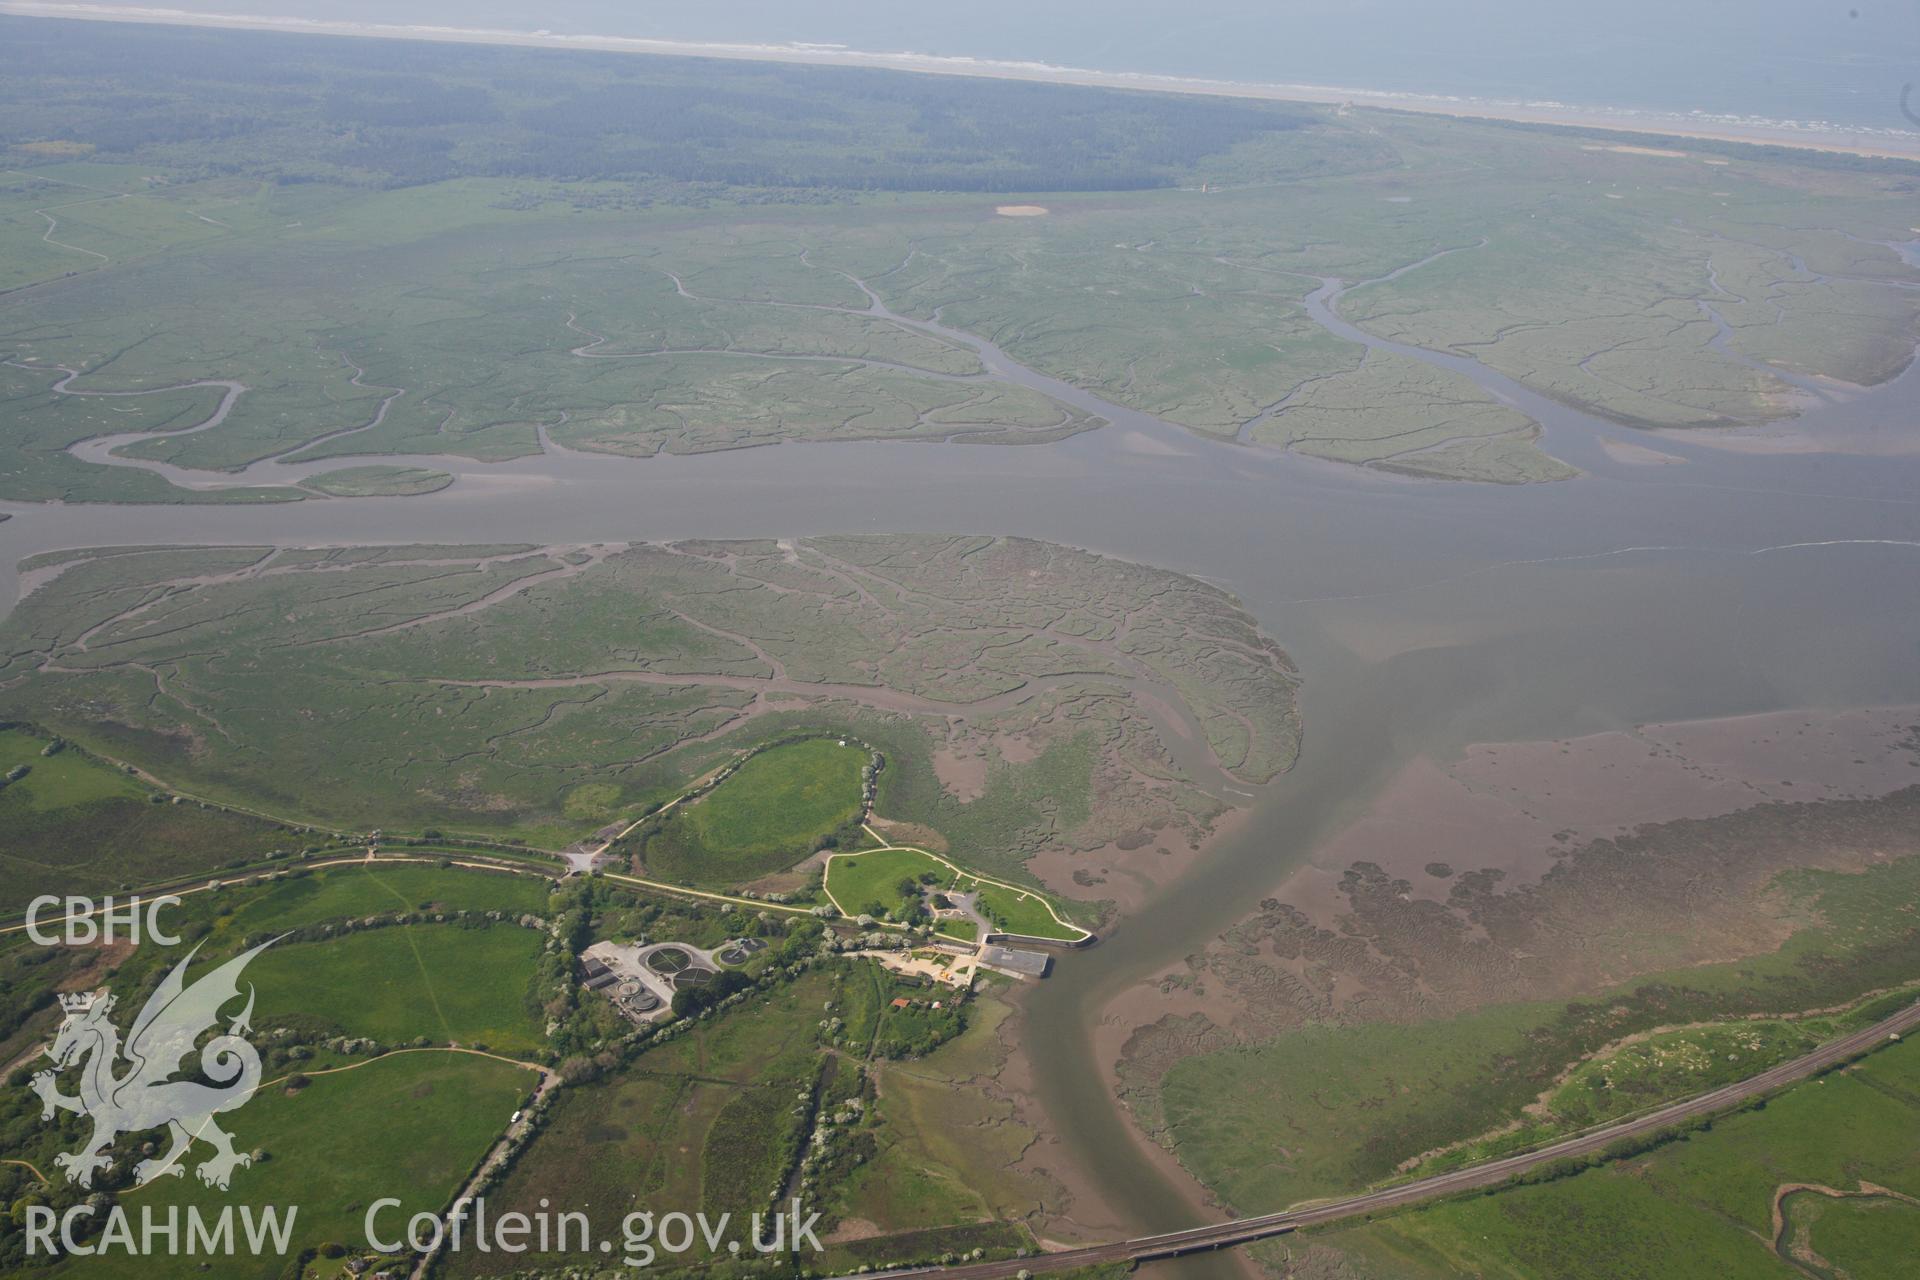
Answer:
[29, 939, 276, 1191]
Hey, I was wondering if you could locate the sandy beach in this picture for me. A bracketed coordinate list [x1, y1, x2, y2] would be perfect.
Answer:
[7, 2, 1919, 163]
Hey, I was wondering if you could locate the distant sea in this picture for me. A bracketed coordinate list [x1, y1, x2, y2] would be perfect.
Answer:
[53, 0, 1920, 133]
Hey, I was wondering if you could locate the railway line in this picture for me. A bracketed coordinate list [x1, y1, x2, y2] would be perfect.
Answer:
[872, 998, 1920, 1279]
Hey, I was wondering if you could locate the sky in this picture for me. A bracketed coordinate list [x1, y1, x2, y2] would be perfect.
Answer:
[86, 1, 1920, 129]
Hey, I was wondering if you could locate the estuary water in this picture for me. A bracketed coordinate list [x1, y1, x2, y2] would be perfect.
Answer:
[3, 305, 1919, 1256]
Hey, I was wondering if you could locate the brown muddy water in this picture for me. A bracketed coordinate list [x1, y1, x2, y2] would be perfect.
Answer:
[3, 314, 1919, 1270]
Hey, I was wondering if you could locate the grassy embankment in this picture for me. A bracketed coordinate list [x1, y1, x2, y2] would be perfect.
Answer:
[1284, 1033, 1920, 1280]
[1159, 854, 1920, 1218]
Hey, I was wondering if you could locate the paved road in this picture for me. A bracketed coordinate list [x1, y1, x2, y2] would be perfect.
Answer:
[872, 999, 1920, 1280]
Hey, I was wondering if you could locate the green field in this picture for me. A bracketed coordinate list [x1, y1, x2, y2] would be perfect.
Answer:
[825, 846, 951, 919]
[0, 728, 139, 809]
[49, 1051, 537, 1280]
[1295, 1035, 1920, 1280]
[205, 862, 551, 938]
[0, 726, 293, 911]
[0, 819, 1033, 1278]
[965, 879, 1083, 941]
[0, 867, 541, 1090]
[938, 917, 979, 944]
[641, 739, 867, 886]
[823, 845, 1082, 940]
[242, 923, 546, 1054]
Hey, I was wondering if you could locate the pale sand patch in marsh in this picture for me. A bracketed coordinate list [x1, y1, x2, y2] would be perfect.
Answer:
[995, 205, 1050, 217]
[1601, 437, 1687, 466]
[1583, 144, 1690, 158]
[1111, 429, 1190, 457]
[931, 745, 988, 801]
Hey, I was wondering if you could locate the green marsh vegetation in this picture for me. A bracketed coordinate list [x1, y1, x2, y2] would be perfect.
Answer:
[820, 986, 1052, 1265]
[297, 465, 453, 497]
[4, 17, 1914, 497]
[1245, 350, 1578, 483]
[1155, 851, 1920, 1218]
[0, 724, 294, 911]
[0, 537, 1297, 889]
[0, 16, 1331, 196]
[1282, 1034, 1920, 1280]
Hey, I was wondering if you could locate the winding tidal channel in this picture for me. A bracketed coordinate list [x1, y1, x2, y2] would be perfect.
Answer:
[4, 254, 1920, 1274]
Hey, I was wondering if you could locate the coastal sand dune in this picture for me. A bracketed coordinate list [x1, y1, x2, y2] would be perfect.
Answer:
[7, 2, 1917, 161]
